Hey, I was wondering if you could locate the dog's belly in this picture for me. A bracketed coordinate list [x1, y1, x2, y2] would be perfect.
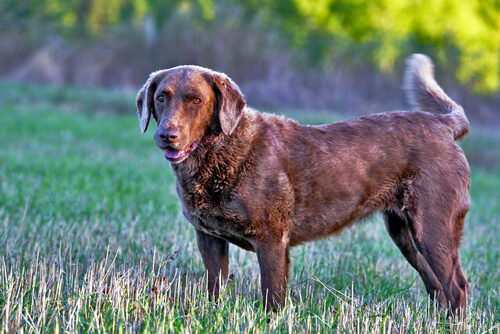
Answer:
[288, 180, 396, 245]
[289, 205, 377, 245]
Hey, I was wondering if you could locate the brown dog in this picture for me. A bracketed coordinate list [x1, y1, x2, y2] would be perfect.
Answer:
[136, 54, 470, 313]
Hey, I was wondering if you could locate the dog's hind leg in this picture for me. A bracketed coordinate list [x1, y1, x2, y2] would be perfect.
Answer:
[414, 208, 469, 314]
[383, 210, 448, 307]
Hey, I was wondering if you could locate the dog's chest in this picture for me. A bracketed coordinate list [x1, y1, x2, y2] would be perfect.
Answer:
[177, 171, 231, 213]
[181, 195, 254, 250]
[173, 154, 244, 209]
[174, 168, 251, 238]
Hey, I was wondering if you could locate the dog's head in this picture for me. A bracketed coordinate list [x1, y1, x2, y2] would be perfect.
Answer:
[136, 66, 245, 163]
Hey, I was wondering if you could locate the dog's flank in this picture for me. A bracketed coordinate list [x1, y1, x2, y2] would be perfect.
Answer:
[136, 54, 470, 314]
[404, 54, 469, 142]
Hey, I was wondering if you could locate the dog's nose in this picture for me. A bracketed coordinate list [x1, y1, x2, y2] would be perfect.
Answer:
[158, 128, 179, 143]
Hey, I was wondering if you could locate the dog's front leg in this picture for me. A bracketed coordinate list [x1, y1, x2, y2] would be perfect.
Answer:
[195, 229, 229, 301]
[255, 239, 290, 311]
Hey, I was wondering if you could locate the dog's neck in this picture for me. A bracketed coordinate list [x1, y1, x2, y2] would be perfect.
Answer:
[171, 108, 259, 189]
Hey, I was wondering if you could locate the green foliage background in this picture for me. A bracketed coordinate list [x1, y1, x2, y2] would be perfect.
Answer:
[4, 0, 500, 94]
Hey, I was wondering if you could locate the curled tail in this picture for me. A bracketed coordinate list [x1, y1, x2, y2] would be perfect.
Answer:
[404, 54, 469, 142]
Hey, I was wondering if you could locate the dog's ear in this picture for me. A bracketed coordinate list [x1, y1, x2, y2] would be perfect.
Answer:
[136, 70, 165, 133]
[212, 73, 246, 136]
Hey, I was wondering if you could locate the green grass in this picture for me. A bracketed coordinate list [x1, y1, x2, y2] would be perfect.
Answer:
[1, 81, 499, 332]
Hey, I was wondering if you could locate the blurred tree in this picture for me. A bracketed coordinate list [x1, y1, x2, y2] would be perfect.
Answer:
[2, 0, 499, 93]
[239, 0, 500, 94]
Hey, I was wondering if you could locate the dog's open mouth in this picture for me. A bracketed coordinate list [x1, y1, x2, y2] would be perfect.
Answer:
[164, 140, 199, 163]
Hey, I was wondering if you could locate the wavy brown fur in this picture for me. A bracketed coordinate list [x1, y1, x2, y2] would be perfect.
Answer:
[136, 54, 470, 314]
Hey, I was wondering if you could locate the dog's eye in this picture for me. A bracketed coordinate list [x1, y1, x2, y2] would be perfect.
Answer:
[157, 95, 165, 103]
[193, 98, 202, 104]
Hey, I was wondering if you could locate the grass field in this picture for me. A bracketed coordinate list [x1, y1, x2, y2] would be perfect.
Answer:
[1, 81, 499, 333]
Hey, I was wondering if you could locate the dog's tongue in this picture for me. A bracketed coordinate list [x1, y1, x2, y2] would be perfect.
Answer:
[164, 141, 198, 162]
[164, 147, 185, 160]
